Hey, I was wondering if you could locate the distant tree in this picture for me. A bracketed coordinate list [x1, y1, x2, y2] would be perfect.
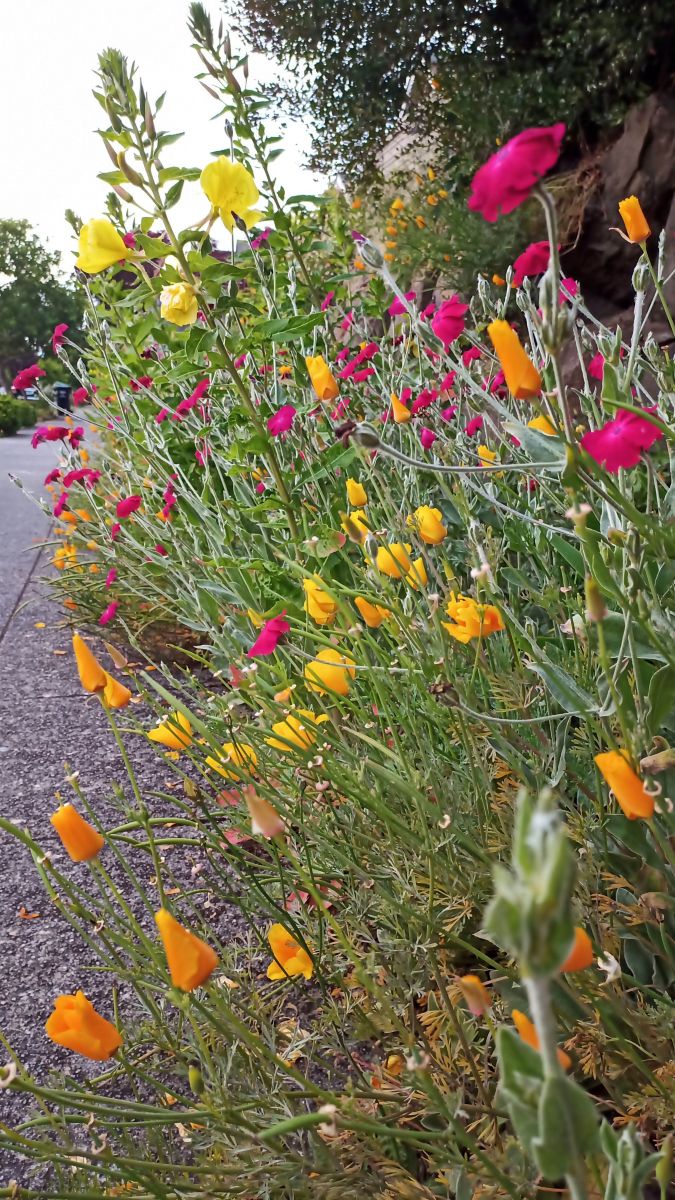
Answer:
[225, 0, 675, 186]
[0, 220, 83, 390]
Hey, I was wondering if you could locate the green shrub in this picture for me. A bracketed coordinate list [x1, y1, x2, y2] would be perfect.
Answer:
[0, 395, 20, 436]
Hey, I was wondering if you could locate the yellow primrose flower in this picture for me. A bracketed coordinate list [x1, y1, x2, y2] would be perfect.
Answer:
[305, 647, 356, 697]
[355, 596, 391, 628]
[206, 741, 257, 779]
[406, 556, 428, 590]
[267, 924, 313, 980]
[303, 577, 338, 625]
[342, 510, 370, 544]
[267, 710, 329, 753]
[200, 156, 262, 231]
[442, 593, 504, 643]
[160, 282, 199, 326]
[408, 505, 447, 546]
[427, 166, 436, 181]
[527, 414, 557, 436]
[75, 219, 128, 274]
[477, 444, 498, 468]
[376, 542, 412, 579]
[346, 478, 368, 507]
[148, 711, 193, 751]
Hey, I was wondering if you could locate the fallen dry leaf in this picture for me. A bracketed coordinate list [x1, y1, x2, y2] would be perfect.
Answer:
[18, 906, 40, 920]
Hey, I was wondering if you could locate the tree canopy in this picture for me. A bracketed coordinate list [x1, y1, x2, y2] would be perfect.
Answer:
[0, 220, 83, 390]
[226, 0, 675, 185]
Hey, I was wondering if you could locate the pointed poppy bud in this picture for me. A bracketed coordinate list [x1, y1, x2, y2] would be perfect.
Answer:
[102, 672, 132, 708]
[72, 633, 107, 692]
[155, 908, 218, 991]
[390, 392, 411, 423]
[45, 991, 122, 1060]
[50, 803, 105, 861]
[618, 196, 650, 243]
[559, 926, 594, 973]
[457, 974, 491, 1016]
[487, 320, 541, 399]
[512, 1008, 571, 1070]
[594, 750, 654, 820]
[243, 785, 285, 838]
[305, 355, 339, 401]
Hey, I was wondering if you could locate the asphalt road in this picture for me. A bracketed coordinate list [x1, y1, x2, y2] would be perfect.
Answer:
[0, 429, 177, 1184]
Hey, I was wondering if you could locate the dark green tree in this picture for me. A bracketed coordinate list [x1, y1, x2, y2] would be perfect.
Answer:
[0, 220, 83, 390]
[225, 0, 674, 185]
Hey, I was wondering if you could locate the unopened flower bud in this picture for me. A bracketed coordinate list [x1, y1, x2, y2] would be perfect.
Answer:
[360, 240, 384, 269]
[656, 1134, 673, 1194]
[457, 974, 491, 1017]
[188, 1065, 205, 1096]
[632, 261, 649, 293]
[116, 151, 145, 189]
[585, 576, 606, 623]
[243, 786, 285, 839]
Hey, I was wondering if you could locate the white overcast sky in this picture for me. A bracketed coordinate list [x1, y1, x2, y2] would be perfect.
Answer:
[0, 0, 324, 268]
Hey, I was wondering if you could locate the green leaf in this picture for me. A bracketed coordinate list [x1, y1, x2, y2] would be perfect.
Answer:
[254, 312, 326, 342]
[525, 658, 598, 714]
[549, 534, 584, 578]
[532, 1076, 599, 1179]
[647, 665, 675, 730]
[601, 613, 666, 662]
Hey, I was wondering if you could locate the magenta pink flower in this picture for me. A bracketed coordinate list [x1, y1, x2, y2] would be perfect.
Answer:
[559, 278, 578, 304]
[431, 295, 469, 349]
[352, 367, 375, 383]
[341, 310, 354, 331]
[338, 359, 357, 380]
[105, 568, 117, 589]
[468, 124, 566, 222]
[440, 371, 456, 391]
[420, 301, 436, 320]
[129, 375, 153, 392]
[173, 378, 209, 420]
[116, 495, 141, 519]
[465, 415, 484, 436]
[321, 291, 335, 310]
[420, 427, 437, 450]
[268, 404, 296, 436]
[251, 228, 270, 250]
[512, 240, 551, 285]
[44, 468, 61, 485]
[247, 611, 291, 658]
[69, 427, 85, 450]
[62, 467, 98, 487]
[255, 481, 266, 494]
[588, 353, 605, 381]
[234, 353, 247, 369]
[99, 600, 119, 626]
[53, 492, 68, 517]
[122, 231, 137, 249]
[335, 347, 351, 362]
[388, 291, 416, 317]
[13, 364, 46, 390]
[355, 341, 379, 363]
[156, 407, 170, 423]
[111, 523, 121, 541]
[72, 387, 89, 406]
[155, 543, 167, 556]
[581, 407, 663, 472]
[400, 387, 413, 404]
[462, 347, 482, 366]
[411, 388, 438, 415]
[31, 424, 70, 449]
[441, 405, 458, 422]
[52, 324, 69, 354]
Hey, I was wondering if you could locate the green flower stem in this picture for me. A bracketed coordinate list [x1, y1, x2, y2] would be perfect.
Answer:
[524, 975, 589, 1200]
[104, 705, 167, 907]
[643, 244, 675, 341]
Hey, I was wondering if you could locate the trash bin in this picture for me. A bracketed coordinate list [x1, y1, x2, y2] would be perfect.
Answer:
[53, 382, 72, 414]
